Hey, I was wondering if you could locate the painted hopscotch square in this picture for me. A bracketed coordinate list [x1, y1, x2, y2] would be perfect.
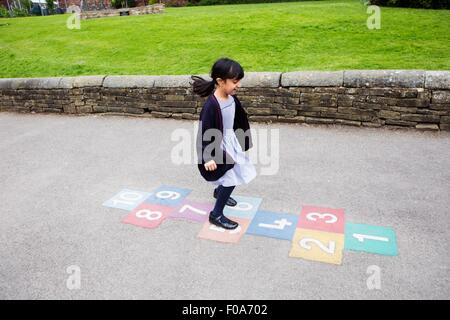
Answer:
[197, 217, 251, 244]
[122, 202, 174, 229]
[345, 223, 398, 256]
[297, 205, 345, 234]
[223, 195, 262, 220]
[145, 185, 192, 207]
[246, 210, 298, 241]
[168, 199, 213, 223]
[102, 188, 151, 211]
[289, 228, 345, 265]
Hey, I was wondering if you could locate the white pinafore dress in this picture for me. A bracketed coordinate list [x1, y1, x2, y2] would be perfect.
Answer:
[210, 94, 257, 187]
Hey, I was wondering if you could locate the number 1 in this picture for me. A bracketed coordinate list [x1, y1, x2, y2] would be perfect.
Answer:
[353, 233, 389, 243]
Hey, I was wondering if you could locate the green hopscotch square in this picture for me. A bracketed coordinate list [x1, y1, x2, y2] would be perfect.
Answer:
[345, 223, 398, 256]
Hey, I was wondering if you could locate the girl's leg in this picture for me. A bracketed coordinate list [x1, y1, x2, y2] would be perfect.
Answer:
[209, 186, 239, 230]
[210, 184, 238, 229]
[211, 185, 235, 217]
[214, 185, 237, 206]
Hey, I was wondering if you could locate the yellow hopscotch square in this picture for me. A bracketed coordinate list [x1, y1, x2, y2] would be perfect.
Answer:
[289, 228, 345, 265]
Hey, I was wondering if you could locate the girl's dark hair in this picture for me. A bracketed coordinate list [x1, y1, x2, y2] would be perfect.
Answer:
[190, 57, 244, 97]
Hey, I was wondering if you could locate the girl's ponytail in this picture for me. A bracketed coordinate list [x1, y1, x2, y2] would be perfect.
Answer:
[190, 76, 216, 97]
[191, 57, 244, 97]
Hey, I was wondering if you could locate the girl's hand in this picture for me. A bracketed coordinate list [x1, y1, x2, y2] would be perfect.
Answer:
[204, 160, 217, 171]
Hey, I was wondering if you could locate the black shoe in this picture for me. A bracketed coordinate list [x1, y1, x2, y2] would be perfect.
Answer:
[209, 212, 239, 230]
[213, 188, 237, 207]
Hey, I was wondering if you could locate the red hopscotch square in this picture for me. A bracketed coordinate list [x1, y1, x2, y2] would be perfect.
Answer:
[297, 205, 345, 234]
[197, 217, 251, 244]
[122, 202, 174, 229]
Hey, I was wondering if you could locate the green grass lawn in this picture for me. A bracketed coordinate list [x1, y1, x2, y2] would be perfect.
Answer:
[0, 0, 449, 78]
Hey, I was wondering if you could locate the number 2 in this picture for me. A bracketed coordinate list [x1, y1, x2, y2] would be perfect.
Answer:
[299, 238, 336, 254]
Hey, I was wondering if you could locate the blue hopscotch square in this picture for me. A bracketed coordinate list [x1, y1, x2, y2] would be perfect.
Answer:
[345, 223, 398, 256]
[102, 189, 152, 211]
[246, 210, 299, 241]
[144, 185, 192, 207]
[223, 195, 262, 220]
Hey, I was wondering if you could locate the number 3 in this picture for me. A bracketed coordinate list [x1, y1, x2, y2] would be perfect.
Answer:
[306, 212, 338, 224]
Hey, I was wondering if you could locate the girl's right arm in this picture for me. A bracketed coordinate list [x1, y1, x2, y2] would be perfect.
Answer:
[204, 159, 217, 171]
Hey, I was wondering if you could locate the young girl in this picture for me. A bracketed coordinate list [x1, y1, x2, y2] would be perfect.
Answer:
[191, 58, 256, 230]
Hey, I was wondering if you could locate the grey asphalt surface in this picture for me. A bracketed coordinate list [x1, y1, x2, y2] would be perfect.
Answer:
[0, 111, 449, 300]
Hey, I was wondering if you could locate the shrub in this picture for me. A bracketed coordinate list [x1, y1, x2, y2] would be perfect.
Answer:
[162, 0, 189, 6]
[46, 0, 55, 13]
[188, 0, 316, 6]
[22, 0, 32, 10]
[111, 0, 136, 8]
[0, 5, 10, 18]
[11, 7, 30, 17]
[369, 0, 450, 9]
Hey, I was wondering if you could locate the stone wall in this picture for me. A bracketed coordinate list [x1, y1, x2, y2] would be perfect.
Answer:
[0, 70, 449, 131]
[66, 0, 111, 11]
[64, 0, 149, 11]
[80, 4, 165, 19]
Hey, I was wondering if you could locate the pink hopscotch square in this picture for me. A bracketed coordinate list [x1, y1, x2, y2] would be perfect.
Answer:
[168, 199, 213, 223]
[122, 202, 174, 229]
[297, 205, 345, 234]
[197, 217, 251, 244]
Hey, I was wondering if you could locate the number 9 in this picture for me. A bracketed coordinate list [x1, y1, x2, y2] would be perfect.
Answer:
[156, 190, 180, 200]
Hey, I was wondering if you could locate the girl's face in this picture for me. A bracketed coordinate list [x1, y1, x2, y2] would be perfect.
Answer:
[217, 78, 242, 95]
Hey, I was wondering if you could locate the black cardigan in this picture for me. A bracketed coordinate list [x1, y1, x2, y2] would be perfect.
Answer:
[196, 93, 253, 182]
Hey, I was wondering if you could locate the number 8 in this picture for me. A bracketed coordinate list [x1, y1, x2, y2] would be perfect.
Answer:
[136, 209, 162, 221]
